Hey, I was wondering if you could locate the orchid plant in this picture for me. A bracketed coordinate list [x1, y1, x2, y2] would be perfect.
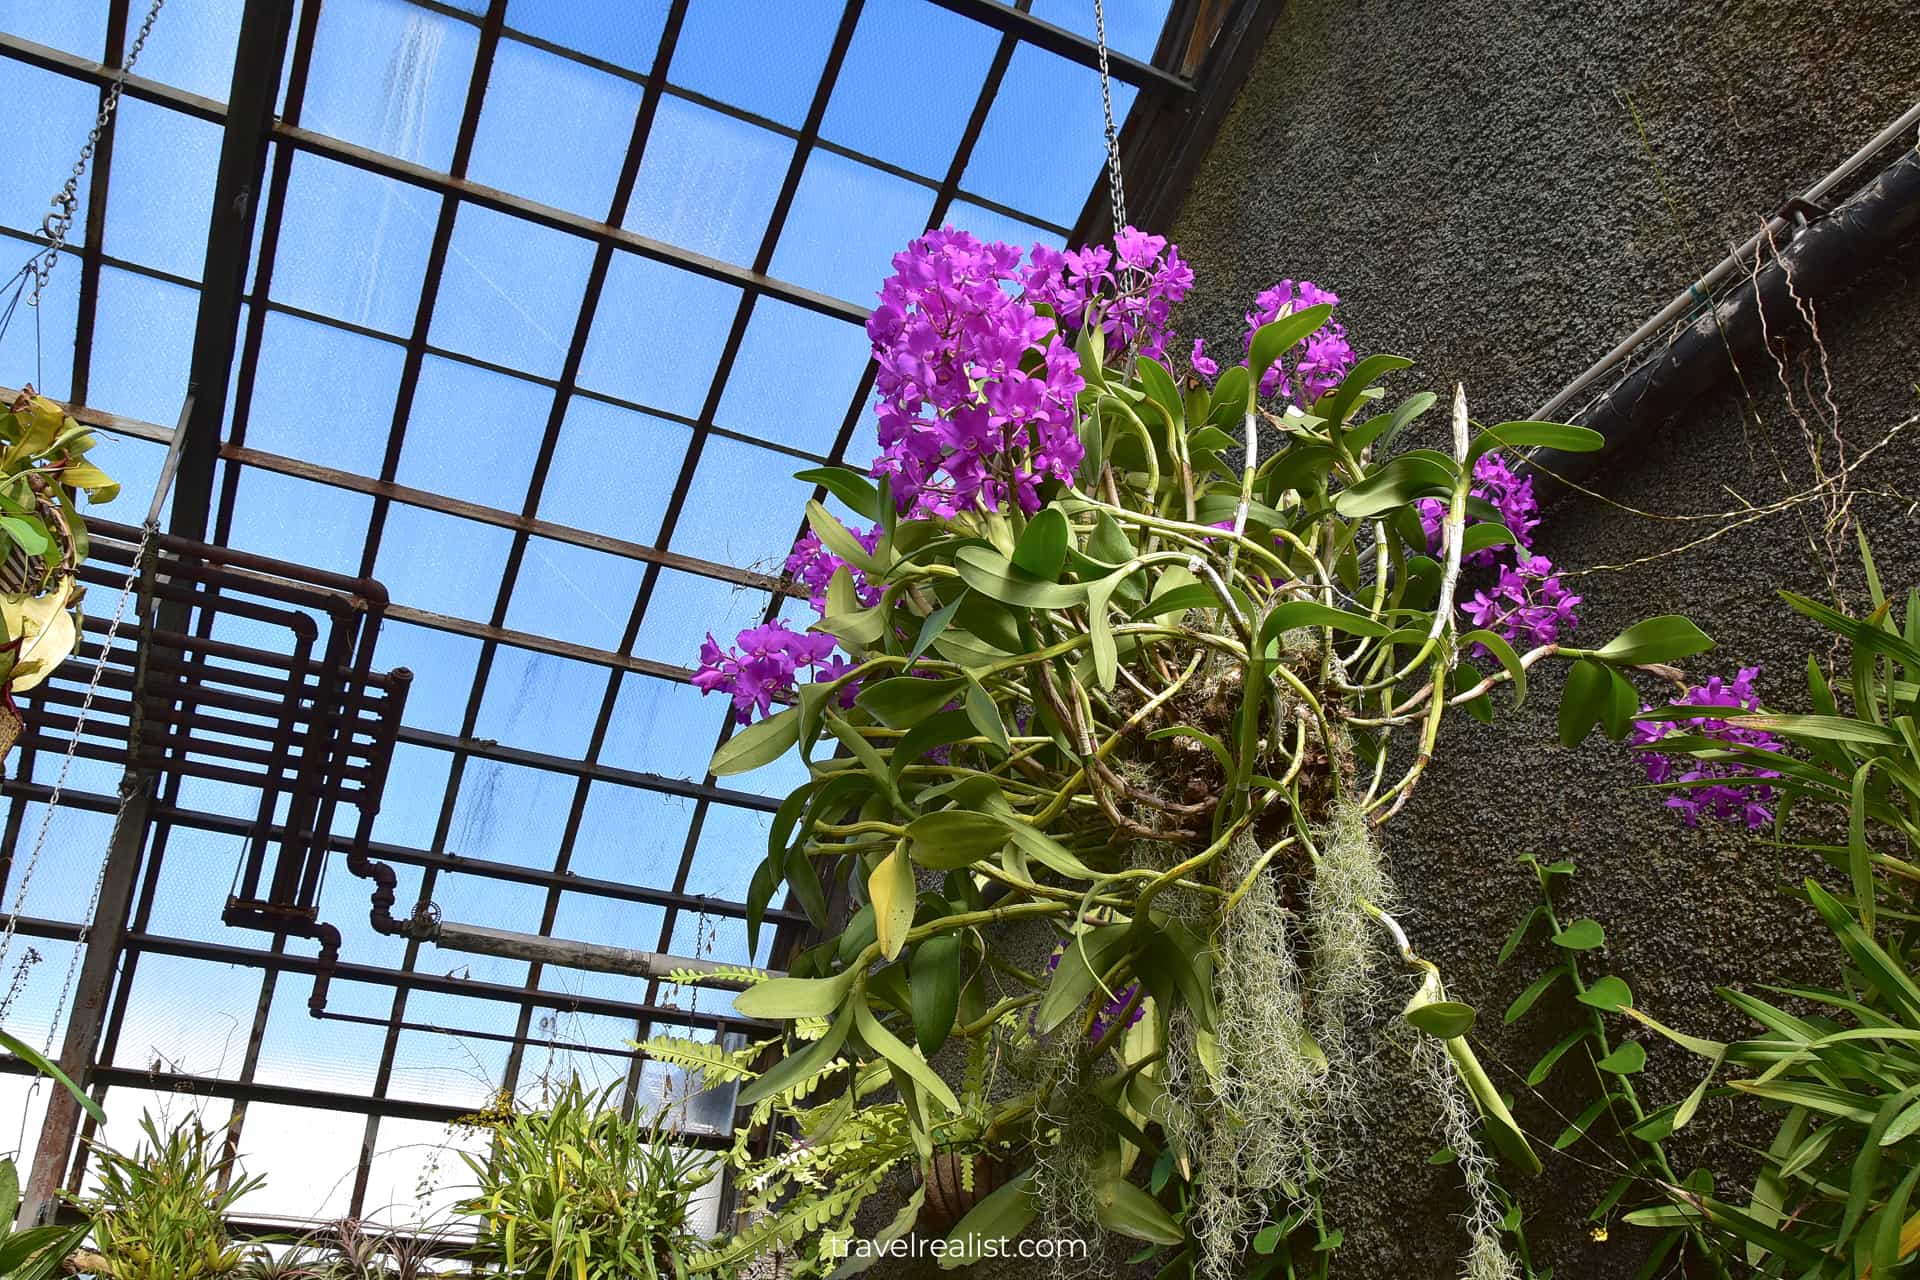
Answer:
[689, 226, 1713, 1278]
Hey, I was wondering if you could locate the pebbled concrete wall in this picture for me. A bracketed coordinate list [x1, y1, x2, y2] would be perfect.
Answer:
[1163, 1, 1920, 1276]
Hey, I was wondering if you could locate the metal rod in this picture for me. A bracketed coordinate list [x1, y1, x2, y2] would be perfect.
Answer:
[1533, 99, 1920, 422]
[430, 919, 782, 987]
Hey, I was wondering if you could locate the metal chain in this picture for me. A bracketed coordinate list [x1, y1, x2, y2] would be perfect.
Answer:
[1092, 0, 1128, 235]
[29, 0, 167, 305]
[0, 521, 156, 989]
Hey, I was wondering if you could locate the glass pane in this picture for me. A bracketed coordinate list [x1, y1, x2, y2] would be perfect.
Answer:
[1028, 0, 1172, 61]
[0, 0, 105, 59]
[0, 62, 97, 241]
[374, 622, 483, 734]
[577, 251, 740, 418]
[666, 434, 814, 569]
[245, 311, 402, 475]
[472, 643, 610, 758]
[429, 202, 594, 378]
[133, 0, 245, 102]
[505, 0, 669, 72]
[1, 802, 115, 921]
[361, 1115, 493, 1225]
[946, 197, 1066, 253]
[395, 356, 552, 509]
[142, 825, 258, 945]
[714, 299, 868, 454]
[108, 952, 263, 1078]
[566, 781, 694, 882]
[0, 244, 78, 399]
[468, 37, 643, 218]
[684, 801, 771, 899]
[233, 1102, 362, 1219]
[253, 977, 390, 1095]
[304, 0, 481, 170]
[537, 397, 690, 547]
[369, 742, 454, 849]
[224, 465, 374, 576]
[770, 150, 932, 304]
[624, 96, 792, 267]
[630, 567, 769, 671]
[597, 672, 727, 781]
[270, 149, 438, 335]
[387, 1021, 510, 1109]
[89, 268, 195, 424]
[962, 41, 1135, 229]
[506, 536, 647, 650]
[671, 0, 838, 128]
[0, 938, 80, 1057]
[822, 0, 998, 177]
[445, 759, 575, 868]
[372, 502, 514, 620]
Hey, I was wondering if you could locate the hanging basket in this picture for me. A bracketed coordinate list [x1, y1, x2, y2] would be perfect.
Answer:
[918, 1148, 1011, 1235]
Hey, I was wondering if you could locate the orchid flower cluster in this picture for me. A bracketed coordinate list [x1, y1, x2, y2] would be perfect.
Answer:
[1023, 225, 1195, 363]
[1418, 448, 1575, 650]
[785, 526, 882, 616]
[1629, 665, 1783, 830]
[692, 622, 855, 726]
[1187, 278, 1356, 408]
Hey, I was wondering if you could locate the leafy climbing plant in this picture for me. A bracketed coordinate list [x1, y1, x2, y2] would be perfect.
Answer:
[686, 226, 1713, 1278]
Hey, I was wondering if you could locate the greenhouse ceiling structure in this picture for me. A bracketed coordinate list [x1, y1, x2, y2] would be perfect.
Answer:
[0, 0, 1276, 1233]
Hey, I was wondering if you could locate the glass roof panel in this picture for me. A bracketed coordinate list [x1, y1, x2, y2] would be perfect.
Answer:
[596, 672, 730, 781]
[371, 622, 485, 733]
[576, 251, 741, 417]
[132, 0, 244, 102]
[628, 567, 770, 670]
[371, 500, 516, 621]
[963, 40, 1137, 228]
[428, 202, 595, 378]
[0, 248, 78, 399]
[946, 197, 1067, 253]
[0, 62, 97, 244]
[821, 0, 1000, 178]
[244, 311, 403, 474]
[369, 743, 456, 848]
[468, 36, 645, 218]
[0, 0, 104, 60]
[666, 434, 819, 569]
[536, 397, 691, 547]
[504, 0, 670, 73]
[670, 0, 840, 129]
[471, 644, 611, 759]
[1027, 0, 1174, 62]
[445, 758, 576, 869]
[714, 298, 869, 455]
[395, 355, 553, 508]
[504, 535, 650, 650]
[88, 267, 196, 422]
[769, 149, 933, 304]
[269, 149, 439, 335]
[304, 0, 480, 169]
[223, 464, 374, 575]
[623, 96, 794, 267]
[567, 781, 695, 882]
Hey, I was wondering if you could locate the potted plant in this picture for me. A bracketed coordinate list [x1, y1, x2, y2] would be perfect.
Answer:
[0, 388, 117, 755]
[685, 225, 1713, 1277]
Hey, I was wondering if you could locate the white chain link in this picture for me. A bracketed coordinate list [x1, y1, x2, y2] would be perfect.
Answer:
[1092, 0, 1128, 236]
[29, 0, 167, 306]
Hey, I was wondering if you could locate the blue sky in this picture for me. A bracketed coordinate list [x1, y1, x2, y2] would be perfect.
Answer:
[0, 0, 1169, 1221]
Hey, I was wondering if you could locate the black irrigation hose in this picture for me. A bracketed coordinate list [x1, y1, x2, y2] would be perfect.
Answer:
[1528, 142, 1920, 495]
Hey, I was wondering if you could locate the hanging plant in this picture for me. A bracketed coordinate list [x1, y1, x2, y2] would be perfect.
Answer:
[690, 226, 1712, 1278]
[0, 389, 117, 752]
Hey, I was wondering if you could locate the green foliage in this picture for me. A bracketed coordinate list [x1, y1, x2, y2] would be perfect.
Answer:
[1500, 855, 1727, 1277]
[78, 1110, 260, 1280]
[457, 1078, 732, 1280]
[687, 340, 1704, 1279]
[0, 390, 117, 701]
[0, 1157, 89, 1280]
[1598, 544, 1920, 1275]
